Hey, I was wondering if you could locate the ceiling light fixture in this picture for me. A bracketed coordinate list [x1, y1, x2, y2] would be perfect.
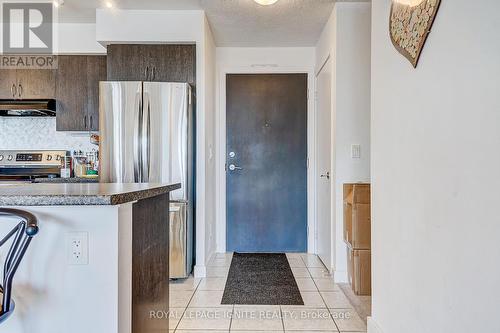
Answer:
[254, 0, 280, 6]
[393, 0, 425, 6]
[53, 0, 64, 7]
[105, 1, 113, 8]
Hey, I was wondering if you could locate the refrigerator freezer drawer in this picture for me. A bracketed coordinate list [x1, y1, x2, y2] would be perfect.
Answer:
[170, 202, 190, 279]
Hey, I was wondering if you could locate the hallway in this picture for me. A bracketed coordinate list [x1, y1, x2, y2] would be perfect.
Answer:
[169, 253, 368, 332]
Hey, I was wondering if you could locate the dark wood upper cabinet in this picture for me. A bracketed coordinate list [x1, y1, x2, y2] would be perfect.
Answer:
[56, 56, 87, 131]
[0, 69, 55, 99]
[86, 56, 107, 131]
[155, 45, 195, 83]
[0, 70, 18, 99]
[107, 44, 196, 85]
[106, 44, 148, 81]
[16, 69, 56, 99]
[56, 55, 107, 131]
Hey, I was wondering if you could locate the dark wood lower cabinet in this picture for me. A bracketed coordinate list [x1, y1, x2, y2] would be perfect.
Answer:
[56, 55, 106, 131]
[132, 193, 170, 333]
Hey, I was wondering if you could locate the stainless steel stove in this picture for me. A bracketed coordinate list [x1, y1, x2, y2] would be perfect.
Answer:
[0, 150, 68, 183]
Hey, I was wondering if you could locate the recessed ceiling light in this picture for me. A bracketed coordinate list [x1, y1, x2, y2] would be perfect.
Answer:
[105, 1, 113, 8]
[53, 0, 64, 7]
[254, 0, 279, 5]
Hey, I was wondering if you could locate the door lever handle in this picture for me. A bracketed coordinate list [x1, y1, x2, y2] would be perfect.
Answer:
[320, 172, 330, 179]
[228, 164, 243, 171]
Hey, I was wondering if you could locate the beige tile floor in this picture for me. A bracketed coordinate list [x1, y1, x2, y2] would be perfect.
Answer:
[169, 253, 367, 333]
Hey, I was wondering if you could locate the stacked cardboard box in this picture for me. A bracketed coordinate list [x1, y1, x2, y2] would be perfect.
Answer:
[343, 183, 371, 296]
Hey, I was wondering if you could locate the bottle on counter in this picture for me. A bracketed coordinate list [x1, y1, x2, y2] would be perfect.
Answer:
[60, 154, 72, 178]
[73, 150, 87, 178]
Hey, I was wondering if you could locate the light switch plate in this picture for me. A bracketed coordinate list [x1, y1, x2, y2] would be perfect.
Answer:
[208, 144, 214, 161]
[351, 144, 361, 159]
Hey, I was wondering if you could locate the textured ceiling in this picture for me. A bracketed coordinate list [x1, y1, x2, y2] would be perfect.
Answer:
[200, 0, 335, 46]
[57, 0, 203, 23]
[58, 0, 337, 46]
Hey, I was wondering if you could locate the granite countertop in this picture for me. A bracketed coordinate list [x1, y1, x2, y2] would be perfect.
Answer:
[34, 177, 100, 183]
[0, 183, 180, 206]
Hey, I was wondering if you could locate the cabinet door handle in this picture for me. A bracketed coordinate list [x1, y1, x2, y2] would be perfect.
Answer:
[145, 66, 149, 81]
[84, 115, 87, 129]
[151, 67, 155, 81]
[18, 84, 22, 98]
[90, 115, 93, 130]
[11, 84, 16, 98]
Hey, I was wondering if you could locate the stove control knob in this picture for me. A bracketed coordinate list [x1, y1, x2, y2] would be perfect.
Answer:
[7, 155, 13, 161]
[0, 155, 3, 161]
[47, 155, 53, 161]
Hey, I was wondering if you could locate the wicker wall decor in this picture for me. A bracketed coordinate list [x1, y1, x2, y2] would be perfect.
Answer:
[390, 0, 442, 68]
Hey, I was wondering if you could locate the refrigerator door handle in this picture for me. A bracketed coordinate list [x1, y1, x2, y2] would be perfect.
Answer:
[141, 92, 151, 182]
[133, 91, 142, 182]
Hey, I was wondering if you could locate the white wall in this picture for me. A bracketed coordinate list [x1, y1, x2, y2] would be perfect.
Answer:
[203, 16, 217, 268]
[95, 9, 204, 44]
[95, 9, 216, 277]
[216, 47, 316, 69]
[0, 204, 132, 333]
[370, 1, 500, 332]
[214, 46, 317, 254]
[315, 2, 371, 281]
[0, 14, 104, 54]
[56, 23, 106, 54]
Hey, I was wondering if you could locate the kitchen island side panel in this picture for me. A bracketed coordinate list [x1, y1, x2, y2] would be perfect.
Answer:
[132, 193, 170, 332]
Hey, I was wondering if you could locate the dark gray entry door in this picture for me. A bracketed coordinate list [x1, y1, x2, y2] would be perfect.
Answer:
[226, 74, 308, 253]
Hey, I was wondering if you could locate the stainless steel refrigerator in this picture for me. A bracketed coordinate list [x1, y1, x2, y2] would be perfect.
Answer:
[99, 81, 194, 279]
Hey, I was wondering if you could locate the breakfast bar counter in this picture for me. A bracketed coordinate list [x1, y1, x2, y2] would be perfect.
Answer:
[0, 182, 178, 333]
[0, 183, 180, 206]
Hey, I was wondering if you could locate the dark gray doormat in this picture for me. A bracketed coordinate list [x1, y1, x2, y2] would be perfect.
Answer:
[221, 253, 304, 305]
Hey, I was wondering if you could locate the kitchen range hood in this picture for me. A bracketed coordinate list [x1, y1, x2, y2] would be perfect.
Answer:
[0, 99, 56, 117]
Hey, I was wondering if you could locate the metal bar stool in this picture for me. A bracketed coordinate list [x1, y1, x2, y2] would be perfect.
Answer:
[0, 208, 39, 324]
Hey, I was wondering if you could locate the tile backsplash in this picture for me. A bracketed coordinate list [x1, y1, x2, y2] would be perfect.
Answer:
[0, 117, 97, 152]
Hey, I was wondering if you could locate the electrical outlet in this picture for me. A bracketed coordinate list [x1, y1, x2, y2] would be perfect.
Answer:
[351, 144, 361, 159]
[67, 232, 88, 265]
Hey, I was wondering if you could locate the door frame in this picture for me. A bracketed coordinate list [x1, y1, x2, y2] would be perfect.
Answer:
[216, 66, 317, 254]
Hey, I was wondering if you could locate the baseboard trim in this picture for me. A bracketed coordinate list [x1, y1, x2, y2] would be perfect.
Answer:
[367, 317, 384, 333]
[193, 265, 206, 278]
[334, 269, 348, 283]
